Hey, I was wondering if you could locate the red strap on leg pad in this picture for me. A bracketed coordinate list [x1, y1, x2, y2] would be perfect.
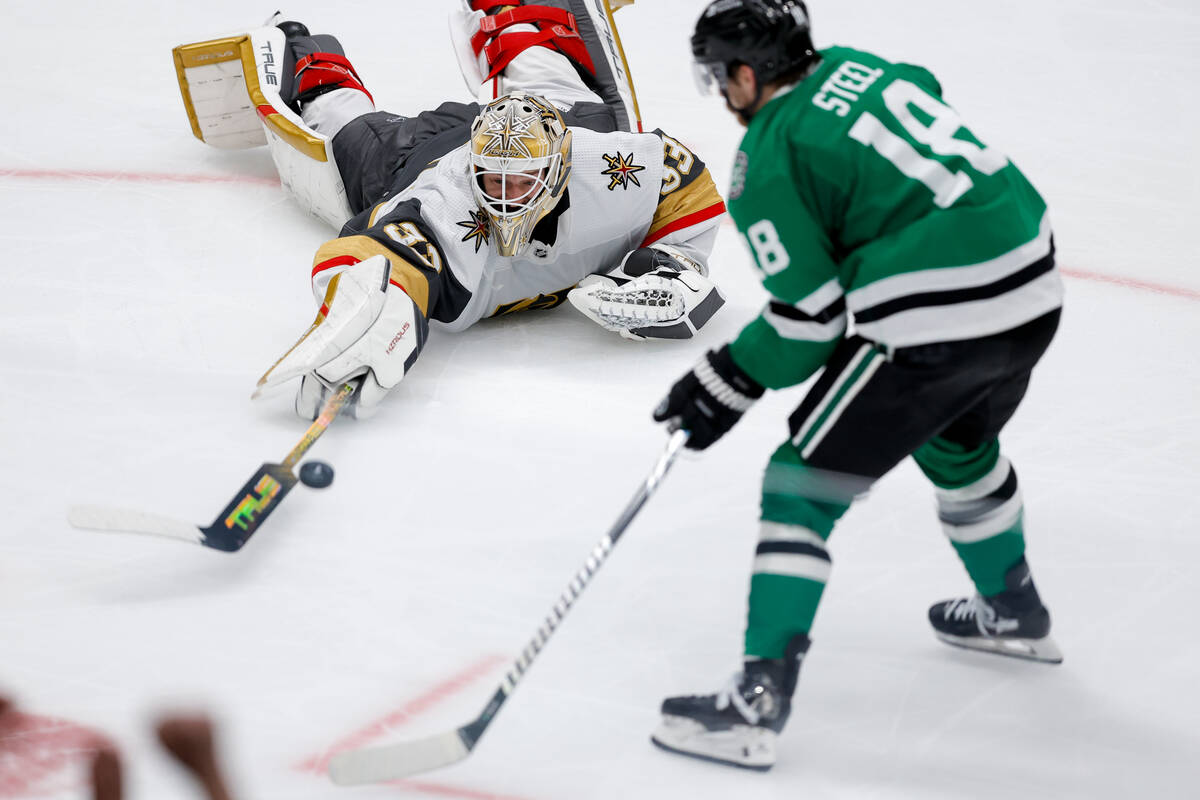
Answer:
[470, 5, 575, 52]
[294, 52, 375, 104]
[470, 5, 597, 79]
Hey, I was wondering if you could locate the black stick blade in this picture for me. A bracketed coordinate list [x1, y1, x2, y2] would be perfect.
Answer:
[200, 463, 297, 551]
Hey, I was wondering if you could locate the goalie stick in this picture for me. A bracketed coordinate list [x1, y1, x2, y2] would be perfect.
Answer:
[68, 382, 356, 552]
[327, 428, 688, 785]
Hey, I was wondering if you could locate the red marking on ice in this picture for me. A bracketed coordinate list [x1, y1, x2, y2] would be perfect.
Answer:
[0, 710, 115, 798]
[1059, 266, 1200, 301]
[297, 654, 532, 800]
[297, 654, 507, 775]
[0, 167, 278, 187]
[11, 166, 1196, 301]
[392, 781, 535, 800]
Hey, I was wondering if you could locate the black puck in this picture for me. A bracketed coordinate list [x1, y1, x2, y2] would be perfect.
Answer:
[299, 460, 335, 489]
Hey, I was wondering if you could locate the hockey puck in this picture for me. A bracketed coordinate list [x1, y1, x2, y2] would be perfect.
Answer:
[299, 460, 335, 489]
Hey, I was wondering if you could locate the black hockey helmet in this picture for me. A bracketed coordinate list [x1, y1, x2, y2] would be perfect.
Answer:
[690, 0, 817, 97]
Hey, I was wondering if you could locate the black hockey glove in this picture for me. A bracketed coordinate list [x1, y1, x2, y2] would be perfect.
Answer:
[653, 344, 765, 451]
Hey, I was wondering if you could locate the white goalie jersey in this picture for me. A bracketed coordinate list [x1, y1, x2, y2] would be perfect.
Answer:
[309, 125, 726, 332]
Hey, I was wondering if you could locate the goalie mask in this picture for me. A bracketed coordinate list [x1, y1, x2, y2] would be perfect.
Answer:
[469, 93, 573, 257]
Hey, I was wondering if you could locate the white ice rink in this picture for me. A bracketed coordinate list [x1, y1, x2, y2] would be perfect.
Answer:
[2, 1, 1198, 798]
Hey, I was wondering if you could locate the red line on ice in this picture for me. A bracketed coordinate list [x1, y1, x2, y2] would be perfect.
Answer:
[393, 781, 536, 800]
[9, 167, 1196, 301]
[296, 653, 533, 800]
[0, 710, 115, 798]
[1059, 266, 1200, 301]
[298, 653, 507, 774]
[0, 167, 278, 187]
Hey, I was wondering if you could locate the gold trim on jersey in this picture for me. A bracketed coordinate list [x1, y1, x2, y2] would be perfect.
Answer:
[490, 290, 572, 317]
[312, 236, 432, 315]
[645, 168, 725, 241]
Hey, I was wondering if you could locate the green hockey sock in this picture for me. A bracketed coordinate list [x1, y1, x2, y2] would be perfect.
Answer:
[913, 437, 1026, 596]
[745, 445, 864, 658]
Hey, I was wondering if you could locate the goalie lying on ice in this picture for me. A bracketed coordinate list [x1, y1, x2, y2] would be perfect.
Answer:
[173, 2, 727, 419]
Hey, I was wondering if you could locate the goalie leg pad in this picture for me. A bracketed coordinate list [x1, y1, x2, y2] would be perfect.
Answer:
[172, 17, 359, 228]
[449, 0, 641, 131]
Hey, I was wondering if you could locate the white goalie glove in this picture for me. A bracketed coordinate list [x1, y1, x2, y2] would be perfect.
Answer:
[567, 243, 725, 340]
[254, 255, 426, 419]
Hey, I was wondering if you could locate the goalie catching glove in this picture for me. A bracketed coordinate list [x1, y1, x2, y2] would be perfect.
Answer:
[568, 243, 724, 340]
[254, 255, 427, 419]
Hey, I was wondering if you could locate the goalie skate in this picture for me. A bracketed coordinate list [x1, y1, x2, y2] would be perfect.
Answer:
[929, 557, 1063, 664]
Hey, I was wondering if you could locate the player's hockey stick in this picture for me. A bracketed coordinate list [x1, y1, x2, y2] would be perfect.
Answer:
[67, 382, 355, 552]
[327, 428, 689, 785]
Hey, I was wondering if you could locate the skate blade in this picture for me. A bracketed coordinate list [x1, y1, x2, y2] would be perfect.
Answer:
[650, 716, 775, 771]
[936, 631, 1063, 664]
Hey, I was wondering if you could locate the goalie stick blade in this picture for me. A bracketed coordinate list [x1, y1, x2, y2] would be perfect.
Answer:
[67, 382, 350, 553]
[197, 463, 298, 552]
[68, 463, 297, 553]
[68, 505, 205, 545]
[327, 730, 471, 785]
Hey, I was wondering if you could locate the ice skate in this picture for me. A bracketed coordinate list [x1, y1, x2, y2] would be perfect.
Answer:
[651, 636, 808, 771]
[929, 557, 1063, 663]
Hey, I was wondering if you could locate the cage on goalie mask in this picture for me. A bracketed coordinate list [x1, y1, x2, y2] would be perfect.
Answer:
[469, 93, 572, 257]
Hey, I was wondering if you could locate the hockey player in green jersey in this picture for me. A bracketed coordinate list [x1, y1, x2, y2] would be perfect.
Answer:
[649, 0, 1064, 771]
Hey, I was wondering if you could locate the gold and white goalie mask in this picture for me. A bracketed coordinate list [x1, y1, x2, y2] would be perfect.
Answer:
[469, 93, 572, 257]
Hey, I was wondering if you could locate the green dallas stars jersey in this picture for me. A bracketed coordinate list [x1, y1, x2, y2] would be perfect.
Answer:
[727, 46, 1063, 389]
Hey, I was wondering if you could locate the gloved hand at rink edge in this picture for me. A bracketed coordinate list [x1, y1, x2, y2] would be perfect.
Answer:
[653, 344, 765, 450]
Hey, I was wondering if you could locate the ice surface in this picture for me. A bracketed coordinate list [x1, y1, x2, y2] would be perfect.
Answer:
[2, 1, 1197, 799]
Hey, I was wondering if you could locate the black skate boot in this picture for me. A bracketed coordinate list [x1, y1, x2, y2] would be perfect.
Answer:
[929, 557, 1062, 663]
[651, 635, 809, 771]
[276, 20, 310, 38]
[272, 20, 367, 114]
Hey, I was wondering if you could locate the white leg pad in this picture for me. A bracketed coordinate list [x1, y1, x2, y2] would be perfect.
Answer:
[172, 20, 356, 229]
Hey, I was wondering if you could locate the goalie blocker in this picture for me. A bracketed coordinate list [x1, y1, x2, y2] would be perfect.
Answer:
[254, 255, 426, 420]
